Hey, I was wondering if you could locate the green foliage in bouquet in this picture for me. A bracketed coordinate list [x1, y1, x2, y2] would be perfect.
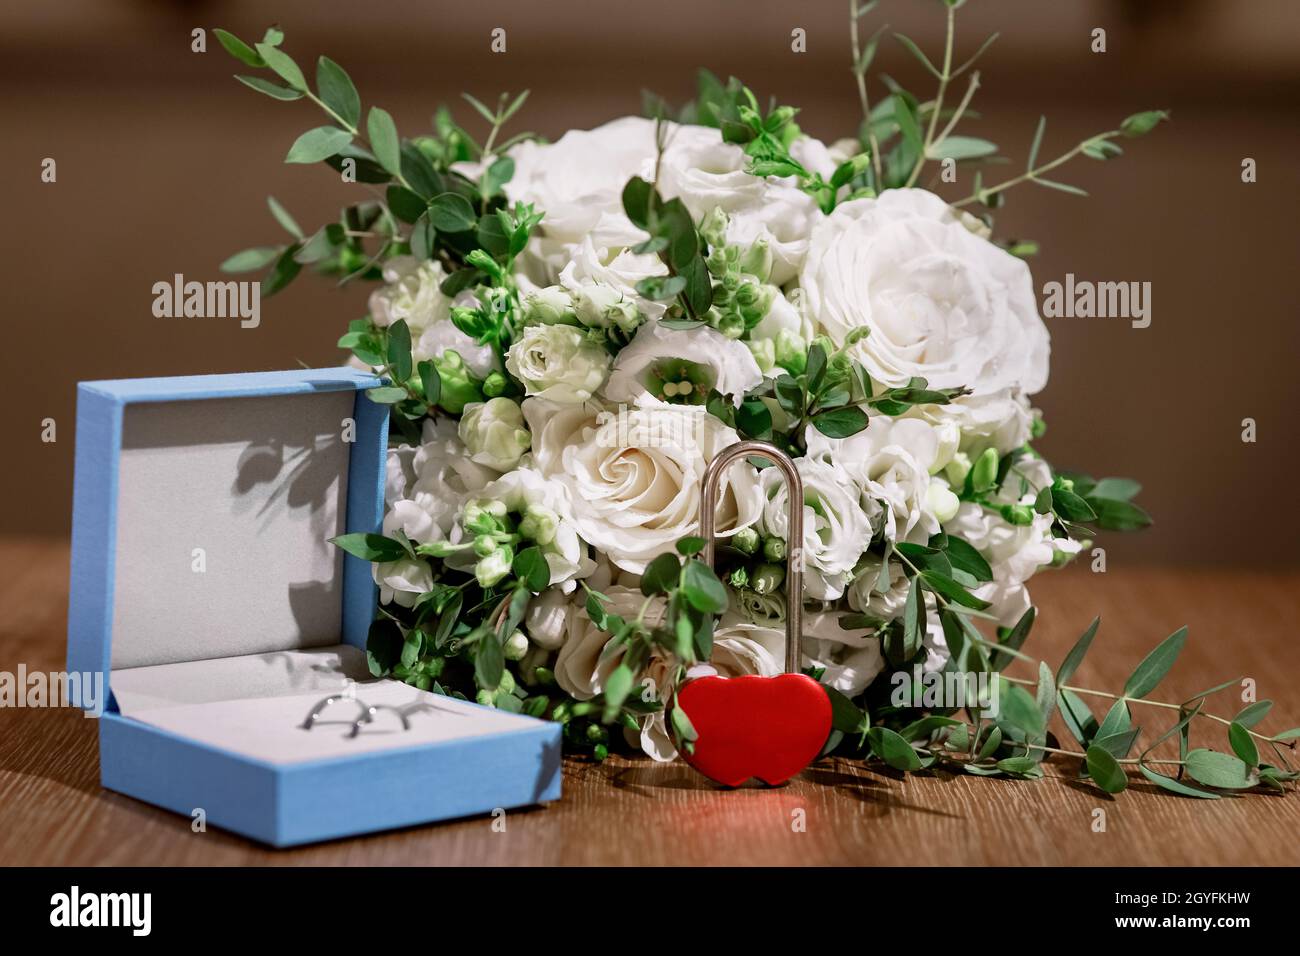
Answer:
[214, 3, 1297, 798]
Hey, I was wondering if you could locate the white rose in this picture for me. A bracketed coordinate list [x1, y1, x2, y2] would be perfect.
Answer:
[603, 321, 763, 409]
[758, 457, 872, 601]
[458, 397, 531, 471]
[506, 323, 611, 404]
[372, 558, 433, 608]
[801, 189, 1050, 394]
[506, 116, 657, 248]
[555, 587, 661, 700]
[523, 398, 763, 573]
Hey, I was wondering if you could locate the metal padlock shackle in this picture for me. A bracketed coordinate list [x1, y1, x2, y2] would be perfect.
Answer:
[698, 440, 802, 675]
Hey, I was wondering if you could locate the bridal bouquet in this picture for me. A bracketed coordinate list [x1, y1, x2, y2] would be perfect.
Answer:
[216, 2, 1298, 797]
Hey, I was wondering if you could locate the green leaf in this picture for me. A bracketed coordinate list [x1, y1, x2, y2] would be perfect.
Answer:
[234, 75, 303, 101]
[1233, 700, 1272, 729]
[285, 126, 353, 164]
[681, 560, 728, 614]
[892, 93, 923, 151]
[418, 360, 441, 406]
[367, 107, 402, 177]
[1089, 477, 1141, 501]
[214, 28, 264, 67]
[868, 727, 922, 771]
[1086, 745, 1128, 794]
[902, 577, 926, 661]
[998, 680, 1045, 739]
[1026, 115, 1047, 170]
[928, 136, 998, 161]
[1032, 177, 1089, 197]
[262, 246, 302, 298]
[1056, 616, 1100, 686]
[1228, 722, 1259, 768]
[671, 703, 699, 743]
[482, 156, 515, 197]
[635, 275, 687, 302]
[220, 246, 281, 273]
[1051, 485, 1098, 522]
[811, 405, 869, 439]
[331, 532, 407, 562]
[365, 620, 402, 677]
[266, 196, 302, 239]
[386, 185, 427, 224]
[603, 664, 634, 722]
[1096, 698, 1131, 741]
[621, 176, 654, 229]
[1122, 626, 1188, 699]
[316, 56, 360, 129]
[386, 319, 412, 383]
[893, 33, 942, 79]
[977, 725, 1003, 760]
[1184, 749, 1258, 790]
[990, 605, 1034, 671]
[1089, 498, 1153, 531]
[826, 686, 868, 735]
[1120, 110, 1169, 137]
[920, 571, 991, 610]
[676, 536, 706, 557]
[255, 42, 306, 91]
[365, 386, 409, 405]
[1272, 727, 1300, 741]
[1036, 660, 1057, 729]
[640, 553, 680, 597]
[513, 547, 550, 593]
[474, 633, 504, 691]
[996, 755, 1041, 776]
[1058, 688, 1098, 747]
[1137, 763, 1220, 800]
[944, 536, 992, 582]
[428, 192, 477, 232]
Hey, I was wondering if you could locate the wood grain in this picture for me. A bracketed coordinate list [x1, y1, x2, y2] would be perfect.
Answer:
[1, 537, 1297, 866]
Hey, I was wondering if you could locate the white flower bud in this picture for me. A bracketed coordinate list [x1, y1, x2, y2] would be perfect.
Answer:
[525, 588, 569, 650]
[504, 629, 529, 661]
[926, 480, 961, 525]
[459, 398, 531, 471]
[475, 547, 513, 588]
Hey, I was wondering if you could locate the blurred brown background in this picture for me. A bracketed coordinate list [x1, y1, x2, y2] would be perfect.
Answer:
[2, 0, 1298, 564]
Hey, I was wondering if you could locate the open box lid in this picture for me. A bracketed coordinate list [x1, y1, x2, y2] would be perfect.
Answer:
[66, 368, 389, 702]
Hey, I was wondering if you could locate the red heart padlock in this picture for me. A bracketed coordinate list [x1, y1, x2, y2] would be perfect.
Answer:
[674, 440, 832, 787]
[675, 673, 831, 786]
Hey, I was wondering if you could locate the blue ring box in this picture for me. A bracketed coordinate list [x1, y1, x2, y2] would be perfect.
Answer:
[65, 368, 561, 847]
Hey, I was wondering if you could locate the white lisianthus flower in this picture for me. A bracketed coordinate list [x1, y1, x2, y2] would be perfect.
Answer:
[396, 417, 497, 538]
[904, 388, 1035, 465]
[801, 189, 1050, 394]
[847, 555, 910, 622]
[944, 501, 1055, 627]
[372, 558, 433, 608]
[624, 622, 788, 762]
[458, 398, 531, 471]
[506, 323, 611, 403]
[603, 321, 763, 408]
[758, 457, 872, 601]
[457, 467, 595, 592]
[523, 398, 763, 573]
[806, 416, 944, 545]
[559, 236, 668, 323]
[800, 610, 884, 697]
[367, 256, 495, 376]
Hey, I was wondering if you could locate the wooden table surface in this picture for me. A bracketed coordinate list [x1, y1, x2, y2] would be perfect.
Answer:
[1, 537, 1297, 866]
